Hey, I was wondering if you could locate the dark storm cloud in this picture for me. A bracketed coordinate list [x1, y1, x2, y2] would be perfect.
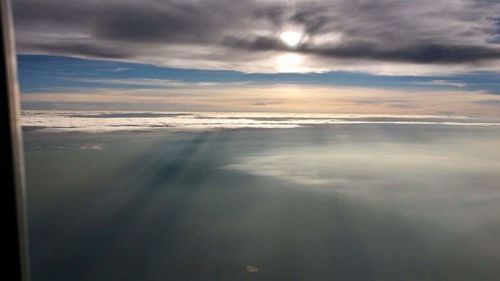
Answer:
[224, 36, 288, 51]
[289, 4, 332, 35]
[92, 2, 244, 44]
[24, 42, 132, 59]
[253, 5, 287, 27]
[12, 0, 500, 73]
[13, 0, 245, 44]
[302, 43, 500, 64]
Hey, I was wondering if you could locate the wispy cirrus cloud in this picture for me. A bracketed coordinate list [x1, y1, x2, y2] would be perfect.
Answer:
[429, 80, 468, 88]
[413, 80, 468, 88]
[110, 67, 130, 72]
[68, 77, 252, 89]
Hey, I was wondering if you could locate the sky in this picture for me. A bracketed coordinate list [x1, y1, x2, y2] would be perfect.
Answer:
[12, 0, 500, 116]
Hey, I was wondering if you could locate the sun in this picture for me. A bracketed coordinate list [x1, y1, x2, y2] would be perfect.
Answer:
[279, 31, 302, 47]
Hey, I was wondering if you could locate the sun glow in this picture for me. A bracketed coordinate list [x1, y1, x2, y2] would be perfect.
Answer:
[275, 53, 303, 72]
[279, 31, 302, 47]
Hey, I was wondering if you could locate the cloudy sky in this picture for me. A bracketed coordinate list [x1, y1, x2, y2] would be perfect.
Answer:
[12, 0, 500, 115]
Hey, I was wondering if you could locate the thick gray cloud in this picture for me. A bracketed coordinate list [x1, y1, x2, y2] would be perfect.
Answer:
[12, 0, 500, 74]
[303, 43, 500, 63]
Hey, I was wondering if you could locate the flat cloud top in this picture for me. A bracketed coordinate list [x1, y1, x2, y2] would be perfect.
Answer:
[13, 0, 500, 75]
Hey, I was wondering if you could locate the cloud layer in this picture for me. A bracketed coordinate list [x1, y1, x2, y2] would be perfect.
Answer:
[20, 84, 500, 116]
[13, 0, 500, 74]
[21, 110, 500, 133]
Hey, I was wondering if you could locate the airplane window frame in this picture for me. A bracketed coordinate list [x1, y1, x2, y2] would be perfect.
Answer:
[1, 1, 31, 281]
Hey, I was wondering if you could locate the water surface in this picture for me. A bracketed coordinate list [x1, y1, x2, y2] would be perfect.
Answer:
[24, 121, 500, 281]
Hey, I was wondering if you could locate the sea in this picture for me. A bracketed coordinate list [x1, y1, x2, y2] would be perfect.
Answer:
[23, 110, 500, 281]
